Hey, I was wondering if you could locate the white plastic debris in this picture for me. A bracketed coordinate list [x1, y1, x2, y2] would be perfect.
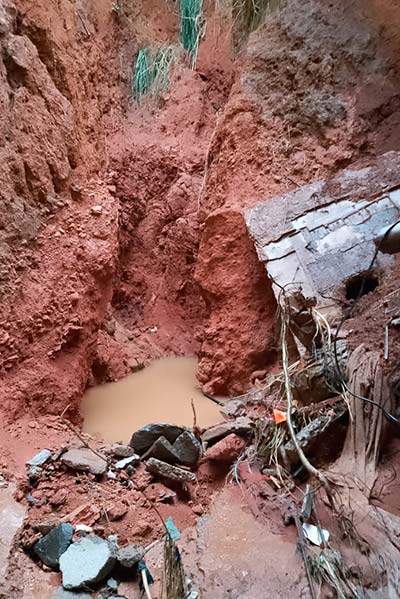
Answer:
[75, 524, 93, 534]
[107, 469, 117, 480]
[302, 523, 330, 546]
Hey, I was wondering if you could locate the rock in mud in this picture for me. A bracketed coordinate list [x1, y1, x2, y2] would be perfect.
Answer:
[173, 431, 201, 467]
[61, 448, 107, 476]
[34, 523, 74, 569]
[116, 544, 145, 568]
[144, 436, 178, 463]
[26, 449, 52, 467]
[205, 434, 246, 463]
[114, 455, 140, 469]
[130, 423, 185, 454]
[146, 458, 196, 484]
[59, 535, 116, 590]
[202, 417, 253, 444]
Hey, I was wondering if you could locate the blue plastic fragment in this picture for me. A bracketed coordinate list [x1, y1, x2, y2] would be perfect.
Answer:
[165, 516, 181, 541]
[138, 561, 154, 588]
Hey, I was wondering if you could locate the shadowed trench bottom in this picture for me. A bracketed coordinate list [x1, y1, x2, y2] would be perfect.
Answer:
[81, 356, 222, 443]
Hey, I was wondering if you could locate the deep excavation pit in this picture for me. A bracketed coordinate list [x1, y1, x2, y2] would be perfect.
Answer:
[2, 0, 400, 597]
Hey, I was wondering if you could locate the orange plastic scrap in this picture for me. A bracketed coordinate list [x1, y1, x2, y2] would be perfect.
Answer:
[273, 408, 287, 424]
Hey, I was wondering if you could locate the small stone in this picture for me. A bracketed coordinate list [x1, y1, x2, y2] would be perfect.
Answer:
[107, 501, 128, 521]
[26, 449, 52, 467]
[114, 455, 140, 469]
[192, 504, 204, 516]
[219, 399, 246, 419]
[60, 536, 116, 590]
[69, 292, 80, 305]
[108, 444, 136, 459]
[201, 417, 253, 444]
[130, 424, 185, 455]
[132, 519, 152, 537]
[116, 544, 145, 568]
[158, 490, 176, 503]
[50, 488, 68, 507]
[173, 431, 201, 467]
[91, 205, 103, 215]
[28, 465, 43, 483]
[26, 494, 47, 506]
[61, 448, 107, 476]
[205, 434, 246, 463]
[146, 458, 196, 484]
[107, 577, 118, 591]
[33, 523, 74, 569]
[32, 517, 61, 535]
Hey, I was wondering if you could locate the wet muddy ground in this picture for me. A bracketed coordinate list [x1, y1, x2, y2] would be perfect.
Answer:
[82, 357, 222, 443]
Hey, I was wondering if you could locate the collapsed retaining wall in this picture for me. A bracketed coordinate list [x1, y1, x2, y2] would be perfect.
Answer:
[195, 0, 400, 395]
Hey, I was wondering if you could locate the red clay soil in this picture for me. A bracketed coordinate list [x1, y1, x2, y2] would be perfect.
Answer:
[0, 0, 236, 420]
[3, 0, 400, 416]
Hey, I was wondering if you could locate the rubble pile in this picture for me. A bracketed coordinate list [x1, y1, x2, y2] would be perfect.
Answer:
[15, 416, 254, 595]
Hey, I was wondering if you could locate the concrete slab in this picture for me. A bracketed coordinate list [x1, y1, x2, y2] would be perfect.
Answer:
[245, 151, 400, 309]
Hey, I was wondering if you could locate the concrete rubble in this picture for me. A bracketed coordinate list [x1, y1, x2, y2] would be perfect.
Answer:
[61, 448, 108, 476]
[245, 151, 400, 314]
[145, 457, 197, 483]
[116, 544, 145, 568]
[130, 423, 185, 454]
[59, 535, 116, 590]
[26, 449, 52, 467]
[201, 416, 253, 444]
[33, 523, 74, 568]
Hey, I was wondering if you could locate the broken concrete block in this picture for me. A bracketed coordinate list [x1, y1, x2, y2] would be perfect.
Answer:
[146, 458, 196, 484]
[130, 423, 184, 454]
[26, 449, 52, 467]
[34, 523, 74, 569]
[202, 417, 253, 444]
[173, 431, 201, 467]
[114, 455, 140, 469]
[61, 448, 107, 476]
[245, 153, 400, 314]
[116, 544, 145, 568]
[144, 436, 178, 463]
[59, 536, 116, 590]
[108, 444, 137, 459]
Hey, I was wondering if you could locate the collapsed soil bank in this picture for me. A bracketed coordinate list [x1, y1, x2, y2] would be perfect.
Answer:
[2, 0, 400, 420]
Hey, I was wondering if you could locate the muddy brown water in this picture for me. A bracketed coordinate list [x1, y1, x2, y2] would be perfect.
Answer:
[82, 357, 222, 443]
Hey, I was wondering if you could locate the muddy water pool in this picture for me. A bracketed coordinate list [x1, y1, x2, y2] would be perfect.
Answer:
[82, 356, 222, 443]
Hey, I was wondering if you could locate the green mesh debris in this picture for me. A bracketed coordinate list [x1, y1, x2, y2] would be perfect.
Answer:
[133, 46, 178, 103]
[133, 49, 150, 101]
[179, 0, 204, 67]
